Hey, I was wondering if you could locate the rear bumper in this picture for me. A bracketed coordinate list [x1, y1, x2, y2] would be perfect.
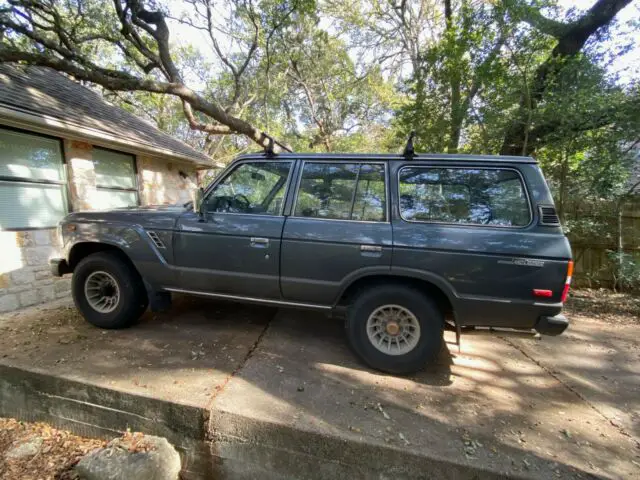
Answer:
[49, 258, 71, 277]
[535, 314, 569, 336]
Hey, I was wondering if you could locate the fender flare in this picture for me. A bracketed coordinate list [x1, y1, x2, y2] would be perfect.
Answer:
[332, 266, 460, 309]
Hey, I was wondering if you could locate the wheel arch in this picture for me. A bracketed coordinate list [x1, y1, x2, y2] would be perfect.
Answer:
[335, 272, 458, 321]
[68, 241, 138, 274]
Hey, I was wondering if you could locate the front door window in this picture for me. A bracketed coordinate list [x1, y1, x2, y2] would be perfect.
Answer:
[205, 161, 292, 215]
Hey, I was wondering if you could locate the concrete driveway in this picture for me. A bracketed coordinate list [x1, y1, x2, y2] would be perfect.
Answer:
[0, 294, 638, 479]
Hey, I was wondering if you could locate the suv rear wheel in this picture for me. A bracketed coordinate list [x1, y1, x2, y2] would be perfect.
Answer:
[345, 285, 443, 374]
[72, 252, 148, 329]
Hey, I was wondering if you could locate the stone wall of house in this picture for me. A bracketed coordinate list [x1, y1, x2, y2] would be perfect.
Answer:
[0, 139, 201, 313]
[138, 155, 198, 206]
[0, 230, 70, 313]
[65, 139, 97, 210]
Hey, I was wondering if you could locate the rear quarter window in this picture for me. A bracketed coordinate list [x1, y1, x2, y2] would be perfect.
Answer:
[398, 167, 531, 227]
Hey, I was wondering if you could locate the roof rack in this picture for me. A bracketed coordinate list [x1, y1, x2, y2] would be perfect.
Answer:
[403, 131, 416, 159]
[262, 132, 293, 157]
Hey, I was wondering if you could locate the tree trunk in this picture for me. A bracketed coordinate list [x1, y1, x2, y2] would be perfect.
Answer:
[614, 197, 626, 291]
[558, 148, 569, 223]
[500, 0, 632, 156]
[444, 0, 461, 153]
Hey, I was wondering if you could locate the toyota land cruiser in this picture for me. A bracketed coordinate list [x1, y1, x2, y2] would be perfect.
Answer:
[51, 149, 572, 374]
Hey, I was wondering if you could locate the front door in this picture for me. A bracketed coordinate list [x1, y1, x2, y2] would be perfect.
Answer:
[173, 160, 293, 299]
[280, 161, 392, 305]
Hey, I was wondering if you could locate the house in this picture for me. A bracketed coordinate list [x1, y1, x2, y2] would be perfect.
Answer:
[0, 64, 216, 312]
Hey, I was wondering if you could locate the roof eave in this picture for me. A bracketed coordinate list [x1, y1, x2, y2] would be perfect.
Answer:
[0, 104, 216, 168]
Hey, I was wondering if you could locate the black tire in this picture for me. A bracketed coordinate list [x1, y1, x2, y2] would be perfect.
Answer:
[72, 252, 148, 329]
[345, 285, 444, 374]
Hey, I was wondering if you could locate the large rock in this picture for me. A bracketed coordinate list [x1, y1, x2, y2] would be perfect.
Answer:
[5, 437, 43, 459]
[75, 434, 181, 480]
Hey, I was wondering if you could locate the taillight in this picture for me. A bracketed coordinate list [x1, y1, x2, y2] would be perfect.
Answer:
[560, 260, 573, 303]
[533, 289, 553, 297]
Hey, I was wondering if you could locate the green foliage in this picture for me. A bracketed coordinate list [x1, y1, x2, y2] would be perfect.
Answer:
[607, 251, 640, 292]
[3, 0, 637, 174]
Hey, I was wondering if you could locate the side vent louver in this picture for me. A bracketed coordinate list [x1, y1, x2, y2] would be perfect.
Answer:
[147, 231, 166, 249]
[538, 205, 560, 226]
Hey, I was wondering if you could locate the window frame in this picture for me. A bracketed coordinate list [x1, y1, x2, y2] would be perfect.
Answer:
[0, 126, 71, 231]
[202, 159, 295, 217]
[396, 165, 533, 229]
[92, 146, 140, 207]
[291, 160, 390, 223]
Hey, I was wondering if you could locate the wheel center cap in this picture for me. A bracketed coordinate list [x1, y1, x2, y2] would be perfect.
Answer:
[100, 285, 113, 297]
[386, 321, 400, 336]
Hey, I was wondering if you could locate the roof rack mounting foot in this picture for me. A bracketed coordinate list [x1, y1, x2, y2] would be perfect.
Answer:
[403, 131, 416, 159]
[263, 133, 276, 157]
[262, 132, 293, 156]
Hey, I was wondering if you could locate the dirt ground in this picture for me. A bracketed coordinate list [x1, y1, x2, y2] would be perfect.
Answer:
[0, 417, 104, 480]
[566, 288, 640, 326]
[0, 289, 639, 479]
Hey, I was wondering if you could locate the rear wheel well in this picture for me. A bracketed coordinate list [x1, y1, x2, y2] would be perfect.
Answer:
[338, 275, 455, 320]
[68, 242, 136, 273]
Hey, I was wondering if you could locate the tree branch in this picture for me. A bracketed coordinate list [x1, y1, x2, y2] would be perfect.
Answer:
[182, 101, 233, 134]
[0, 46, 272, 148]
[1, 0, 290, 150]
[505, 0, 568, 37]
[501, 0, 633, 155]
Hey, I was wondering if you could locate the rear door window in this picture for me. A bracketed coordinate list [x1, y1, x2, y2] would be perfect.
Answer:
[398, 167, 530, 227]
[294, 162, 386, 221]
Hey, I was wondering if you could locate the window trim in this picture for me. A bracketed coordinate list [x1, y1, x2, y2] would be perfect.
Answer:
[0, 126, 70, 231]
[202, 159, 295, 217]
[397, 165, 533, 229]
[92, 146, 140, 207]
[290, 160, 390, 224]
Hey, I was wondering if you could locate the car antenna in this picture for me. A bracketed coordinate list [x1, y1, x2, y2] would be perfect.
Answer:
[262, 133, 293, 157]
[403, 131, 416, 159]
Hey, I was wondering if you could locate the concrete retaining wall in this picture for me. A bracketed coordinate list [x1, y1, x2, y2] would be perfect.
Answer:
[0, 364, 212, 479]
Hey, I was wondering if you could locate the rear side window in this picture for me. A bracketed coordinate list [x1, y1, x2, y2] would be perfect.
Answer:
[294, 162, 386, 221]
[398, 167, 530, 227]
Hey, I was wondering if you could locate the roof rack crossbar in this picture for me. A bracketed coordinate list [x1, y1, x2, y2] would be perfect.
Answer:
[403, 131, 416, 159]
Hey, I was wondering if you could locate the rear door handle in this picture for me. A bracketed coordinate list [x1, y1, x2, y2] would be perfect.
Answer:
[360, 245, 382, 253]
[250, 237, 270, 248]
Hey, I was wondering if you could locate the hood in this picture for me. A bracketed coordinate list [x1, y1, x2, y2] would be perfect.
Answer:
[63, 204, 188, 230]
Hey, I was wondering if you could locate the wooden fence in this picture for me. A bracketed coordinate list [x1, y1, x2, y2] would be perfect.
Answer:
[564, 198, 640, 288]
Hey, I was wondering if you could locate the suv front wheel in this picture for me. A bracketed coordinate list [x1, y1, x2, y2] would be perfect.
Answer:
[72, 252, 148, 329]
[346, 285, 443, 374]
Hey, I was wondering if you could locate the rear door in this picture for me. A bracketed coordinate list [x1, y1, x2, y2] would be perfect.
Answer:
[281, 160, 392, 305]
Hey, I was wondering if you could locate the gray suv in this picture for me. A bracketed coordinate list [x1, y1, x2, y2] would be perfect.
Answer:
[51, 152, 572, 374]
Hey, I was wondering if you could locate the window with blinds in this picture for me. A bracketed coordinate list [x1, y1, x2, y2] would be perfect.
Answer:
[91, 148, 139, 209]
[0, 128, 68, 230]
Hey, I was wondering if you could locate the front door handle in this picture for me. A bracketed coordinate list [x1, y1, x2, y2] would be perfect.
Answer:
[360, 245, 382, 253]
[250, 237, 270, 248]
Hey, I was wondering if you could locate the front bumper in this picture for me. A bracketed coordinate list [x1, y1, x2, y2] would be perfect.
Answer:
[49, 258, 71, 277]
[535, 314, 569, 336]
